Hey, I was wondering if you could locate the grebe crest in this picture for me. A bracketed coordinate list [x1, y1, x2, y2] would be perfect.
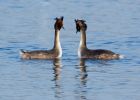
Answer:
[75, 19, 87, 33]
[54, 16, 64, 30]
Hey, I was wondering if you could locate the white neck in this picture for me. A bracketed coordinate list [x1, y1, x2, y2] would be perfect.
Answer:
[79, 30, 87, 48]
[78, 30, 87, 58]
[54, 30, 62, 58]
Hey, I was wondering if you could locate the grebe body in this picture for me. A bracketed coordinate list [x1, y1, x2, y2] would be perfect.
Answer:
[20, 16, 64, 59]
[75, 19, 123, 60]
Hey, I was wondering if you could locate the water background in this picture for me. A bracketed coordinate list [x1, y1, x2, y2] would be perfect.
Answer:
[0, 0, 140, 100]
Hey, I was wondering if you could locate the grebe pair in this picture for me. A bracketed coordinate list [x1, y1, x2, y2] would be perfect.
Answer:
[20, 17, 123, 60]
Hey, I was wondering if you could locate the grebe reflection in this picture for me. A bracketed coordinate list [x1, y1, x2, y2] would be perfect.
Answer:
[52, 58, 63, 98]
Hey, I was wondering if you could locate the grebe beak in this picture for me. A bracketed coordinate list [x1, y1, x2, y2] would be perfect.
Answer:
[62, 26, 65, 30]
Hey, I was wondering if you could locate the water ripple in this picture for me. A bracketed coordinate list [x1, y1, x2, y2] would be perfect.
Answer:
[0, 0, 140, 100]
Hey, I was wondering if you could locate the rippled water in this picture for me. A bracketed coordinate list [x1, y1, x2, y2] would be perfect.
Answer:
[0, 0, 140, 100]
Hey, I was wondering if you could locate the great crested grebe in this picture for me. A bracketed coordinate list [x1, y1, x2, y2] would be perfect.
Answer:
[20, 16, 64, 59]
[75, 19, 123, 60]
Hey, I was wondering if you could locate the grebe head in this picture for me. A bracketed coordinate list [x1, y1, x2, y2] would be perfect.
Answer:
[75, 19, 87, 33]
[54, 16, 64, 30]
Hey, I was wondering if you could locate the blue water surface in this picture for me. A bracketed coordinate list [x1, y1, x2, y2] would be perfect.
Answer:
[0, 0, 140, 100]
